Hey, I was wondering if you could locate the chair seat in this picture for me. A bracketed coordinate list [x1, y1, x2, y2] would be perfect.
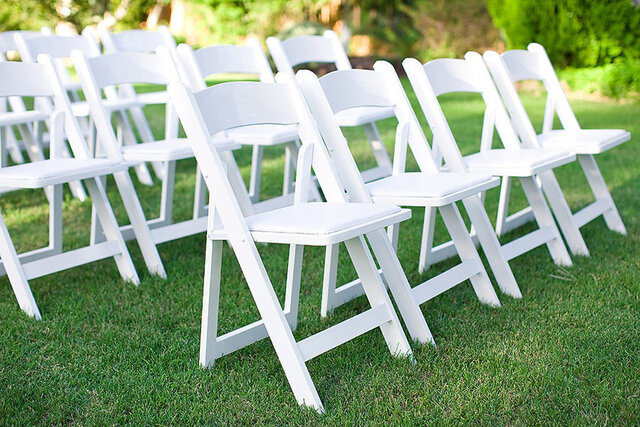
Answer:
[0, 110, 48, 127]
[367, 172, 500, 207]
[0, 158, 127, 188]
[463, 149, 575, 177]
[121, 137, 239, 162]
[229, 202, 410, 246]
[224, 124, 299, 146]
[537, 129, 630, 154]
[335, 106, 395, 127]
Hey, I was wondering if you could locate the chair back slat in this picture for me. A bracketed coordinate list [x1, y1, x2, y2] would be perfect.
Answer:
[193, 81, 299, 136]
[82, 51, 175, 89]
[422, 58, 482, 96]
[17, 34, 97, 61]
[0, 62, 53, 97]
[193, 45, 263, 76]
[281, 35, 336, 67]
[100, 28, 174, 53]
[500, 50, 544, 82]
[0, 30, 42, 54]
[318, 69, 393, 113]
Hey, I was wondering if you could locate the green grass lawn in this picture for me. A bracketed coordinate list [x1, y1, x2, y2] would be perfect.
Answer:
[1, 80, 639, 424]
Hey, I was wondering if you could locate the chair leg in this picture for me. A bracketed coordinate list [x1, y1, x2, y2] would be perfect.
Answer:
[320, 243, 339, 317]
[462, 196, 522, 298]
[362, 122, 393, 176]
[495, 177, 512, 237]
[439, 203, 501, 307]
[111, 170, 166, 278]
[283, 143, 295, 196]
[418, 207, 437, 273]
[344, 236, 415, 356]
[221, 151, 254, 217]
[49, 184, 63, 254]
[248, 145, 263, 202]
[199, 237, 223, 368]
[387, 222, 400, 252]
[0, 126, 8, 168]
[537, 169, 590, 256]
[84, 178, 139, 284]
[365, 229, 435, 345]
[159, 160, 176, 226]
[114, 110, 155, 185]
[578, 154, 627, 234]
[519, 176, 573, 266]
[0, 210, 41, 319]
[193, 167, 208, 219]
[284, 244, 304, 331]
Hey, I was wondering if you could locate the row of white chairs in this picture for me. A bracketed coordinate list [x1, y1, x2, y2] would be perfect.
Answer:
[0, 27, 630, 412]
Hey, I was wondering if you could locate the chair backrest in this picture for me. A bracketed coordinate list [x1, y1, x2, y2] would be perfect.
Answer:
[176, 39, 274, 92]
[0, 58, 93, 160]
[404, 52, 528, 169]
[296, 63, 443, 184]
[0, 30, 44, 57]
[266, 30, 351, 75]
[484, 43, 581, 137]
[72, 49, 180, 158]
[99, 26, 177, 53]
[15, 33, 100, 62]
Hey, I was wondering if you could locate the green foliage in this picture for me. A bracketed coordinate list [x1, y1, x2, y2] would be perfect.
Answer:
[487, 0, 640, 68]
[0, 0, 57, 32]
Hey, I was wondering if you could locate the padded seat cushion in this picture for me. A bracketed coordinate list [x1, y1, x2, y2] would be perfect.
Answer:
[537, 129, 630, 154]
[0, 158, 126, 188]
[224, 124, 299, 146]
[121, 137, 238, 162]
[463, 149, 575, 177]
[366, 172, 498, 206]
[246, 202, 401, 235]
[335, 106, 395, 127]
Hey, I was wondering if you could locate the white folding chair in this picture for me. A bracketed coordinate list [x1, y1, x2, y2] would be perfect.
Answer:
[0, 30, 47, 165]
[73, 48, 248, 249]
[404, 53, 576, 271]
[267, 30, 394, 183]
[0, 59, 142, 319]
[176, 39, 319, 215]
[484, 43, 628, 242]
[297, 65, 523, 317]
[169, 76, 432, 412]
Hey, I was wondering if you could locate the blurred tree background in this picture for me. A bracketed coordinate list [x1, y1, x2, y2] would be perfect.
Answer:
[1, 0, 638, 97]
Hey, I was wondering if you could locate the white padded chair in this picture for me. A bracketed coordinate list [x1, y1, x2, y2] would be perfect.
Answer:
[403, 53, 577, 272]
[176, 39, 319, 215]
[0, 59, 145, 319]
[72, 48, 250, 252]
[169, 75, 434, 413]
[267, 30, 394, 183]
[483, 43, 628, 243]
[297, 65, 525, 316]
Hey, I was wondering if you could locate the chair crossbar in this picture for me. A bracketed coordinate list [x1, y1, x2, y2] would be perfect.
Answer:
[411, 258, 483, 304]
[297, 305, 392, 362]
[150, 218, 208, 244]
[500, 225, 556, 261]
[0, 245, 60, 277]
[500, 206, 535, 235]
[22, 241, 120, 280]
[574, 198, 613, 228]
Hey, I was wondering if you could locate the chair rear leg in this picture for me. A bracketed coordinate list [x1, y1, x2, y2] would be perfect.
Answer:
[0, 211, 41, 319]
[537, 169, 590, 256]
[578, 154, 627, 234]
[159, 160, 176, 226]
[362, 122, 393, 178]
[418, 207, 437, 273]
[248, 145, 264, 202]
[462, 195, 522, 298]
[519, 176, 573, 266]
[284, 244, 304, 331]
[344, 236, 414, 357]
[320, 243, 339, 317]
[495, 177, 512, 237]
[439, 203, 501, 307]
[84, 177, 139, 284]
[200, 237, 223, 368]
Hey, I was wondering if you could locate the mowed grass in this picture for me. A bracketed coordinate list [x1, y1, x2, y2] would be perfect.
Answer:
[0, 79, 639, 424]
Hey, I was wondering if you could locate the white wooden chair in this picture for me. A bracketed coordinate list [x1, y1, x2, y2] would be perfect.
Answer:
[267, 30, 394, 183]
[72, 48, 249, 249]
[483, 43, 628, 243]
[0, 30, 47, 165]
[176, 40, 319, 215]
[296, 65, 524, 317]
[169, 75, 434, 412]
[0, 59, 143, 319]
[404, 53, 576, 272]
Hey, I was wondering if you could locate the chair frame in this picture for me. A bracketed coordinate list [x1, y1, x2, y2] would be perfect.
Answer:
[267, 30, 394, 183]
[169, 75, 436, 412]
[0, 58, 152, 319]
[403, 53, 577, 273]
[483, 43, 627, 241]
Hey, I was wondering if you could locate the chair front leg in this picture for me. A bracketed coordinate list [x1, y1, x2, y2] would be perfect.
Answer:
[320, 243, 339, 317]
[284, 244, 304, 331]
[418, 207, 437, 273]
